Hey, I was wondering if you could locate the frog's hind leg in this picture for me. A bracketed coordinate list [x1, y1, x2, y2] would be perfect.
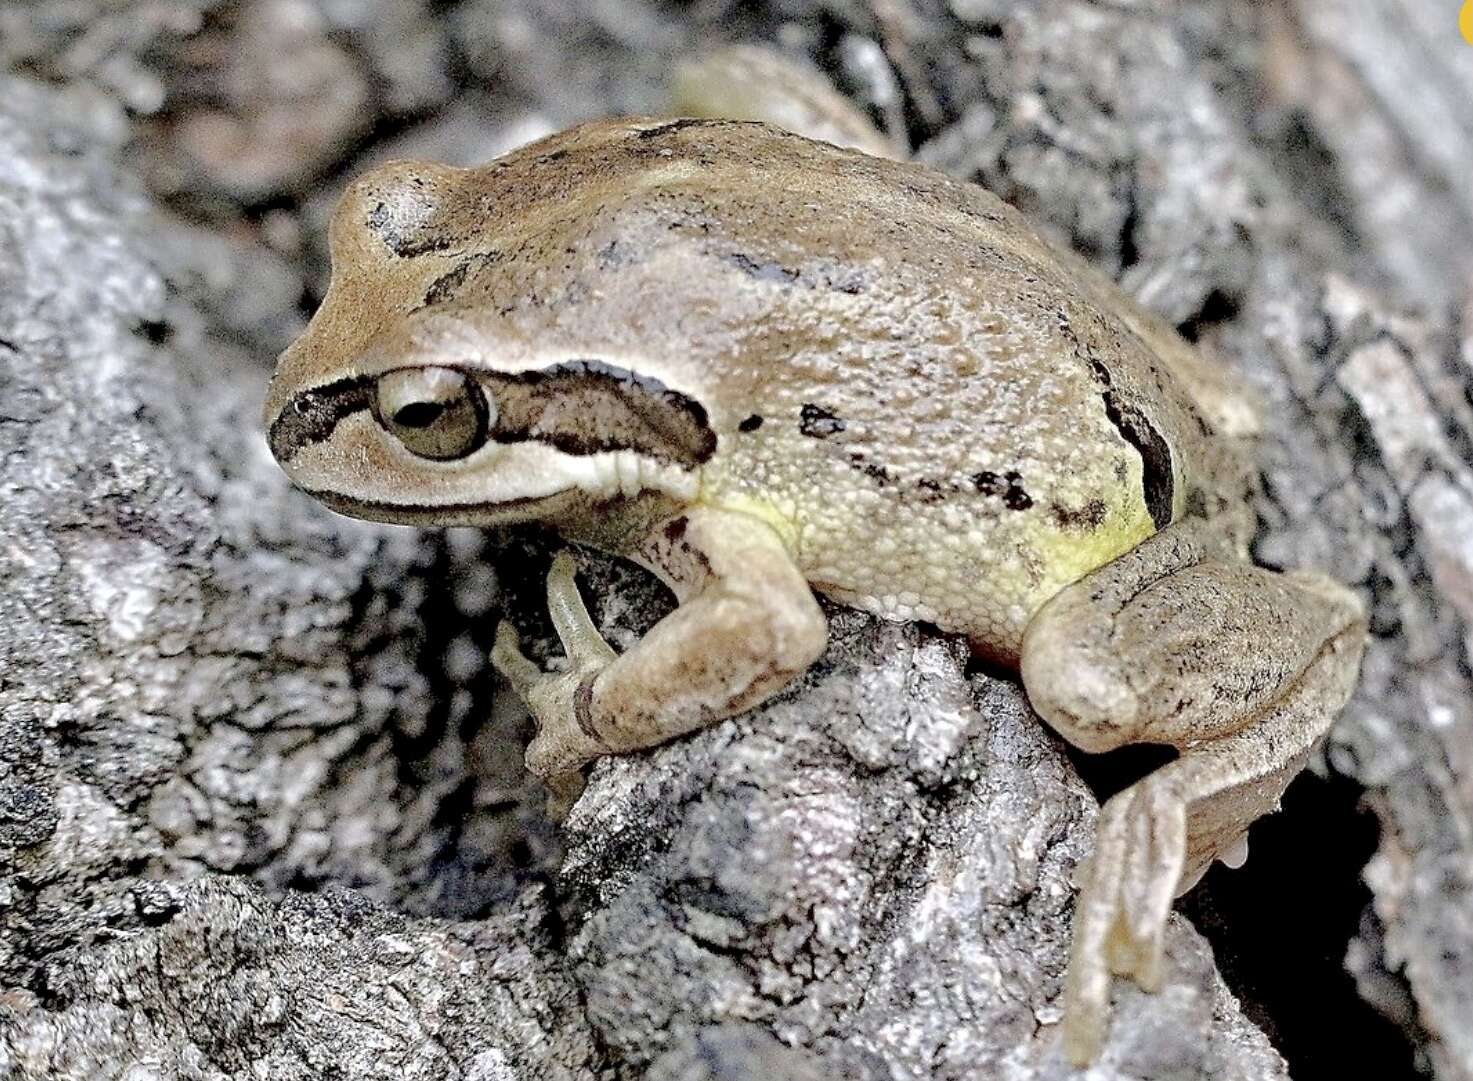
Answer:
[1017, 519, 1366, 1065]
[668, 45, 904, 160]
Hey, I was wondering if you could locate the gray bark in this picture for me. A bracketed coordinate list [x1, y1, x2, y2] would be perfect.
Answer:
[2, 2, 1470, 1079]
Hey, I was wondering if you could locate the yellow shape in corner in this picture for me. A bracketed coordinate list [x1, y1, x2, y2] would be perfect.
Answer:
[1463, 0, 1473, 44]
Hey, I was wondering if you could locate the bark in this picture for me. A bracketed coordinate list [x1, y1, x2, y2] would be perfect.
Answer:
[1, 2, 1469, 1079]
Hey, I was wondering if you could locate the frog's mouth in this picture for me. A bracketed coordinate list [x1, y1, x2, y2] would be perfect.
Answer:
[300, 485, 584, 527]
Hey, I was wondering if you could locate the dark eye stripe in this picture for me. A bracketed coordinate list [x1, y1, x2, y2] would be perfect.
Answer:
[268, 375, 374, 464]
[486, 359, 716, 467]
[268, 360, 717, 469]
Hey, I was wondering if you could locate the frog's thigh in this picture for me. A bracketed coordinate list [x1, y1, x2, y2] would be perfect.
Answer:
[1019, 520, 1366, 1064]
[1021, 519, 1365, 760]
[528, 506, 827, 780]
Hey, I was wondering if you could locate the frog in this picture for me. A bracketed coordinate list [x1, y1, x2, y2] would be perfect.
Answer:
[263, 47, 1367, 1066]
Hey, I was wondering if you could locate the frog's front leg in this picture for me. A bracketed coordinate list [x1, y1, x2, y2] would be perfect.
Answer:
[492, 506, 827, 809]
[1018, 520, 1366, 1065]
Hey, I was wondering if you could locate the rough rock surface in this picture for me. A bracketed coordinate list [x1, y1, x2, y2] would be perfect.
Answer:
[1, 2, 1470, 1080]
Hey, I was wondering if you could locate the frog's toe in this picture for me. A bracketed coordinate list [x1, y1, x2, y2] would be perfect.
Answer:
[546, 551, 619, 667]
[491, 622, 542, 696]
[493, 598, 612, 796]
[1059, 912, 1110, 1066]
[1116, 778, 1185, 987]
[1060, 776, 1187, 1064]
[1218, 833, 1250, 870]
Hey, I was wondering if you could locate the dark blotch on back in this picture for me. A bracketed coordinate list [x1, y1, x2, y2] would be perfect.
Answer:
[848, 452, 892, 486]
[1051, 499, 1109, 531]
[270, 376, 374, 463]
[419, 251, 501, 309]
[863, 463, 893, 485]
[799, 403, 845, 438]
[1088, 360, 1175, 529]
[972, 469, 1033, 511]
[972, 470, 1005, 497]
[738, 415, 764, 432]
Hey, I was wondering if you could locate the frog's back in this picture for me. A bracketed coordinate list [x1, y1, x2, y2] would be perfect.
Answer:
[322, 117, 1255, 658]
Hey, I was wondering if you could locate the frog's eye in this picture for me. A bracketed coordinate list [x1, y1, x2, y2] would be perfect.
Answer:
[373, 367, 492, 460]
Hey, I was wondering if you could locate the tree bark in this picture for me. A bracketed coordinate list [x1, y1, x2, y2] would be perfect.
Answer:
[2, 2, 1469, 1079]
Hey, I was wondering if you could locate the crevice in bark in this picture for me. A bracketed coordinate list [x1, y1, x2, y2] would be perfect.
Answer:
[1181, 772, 1424, 1081]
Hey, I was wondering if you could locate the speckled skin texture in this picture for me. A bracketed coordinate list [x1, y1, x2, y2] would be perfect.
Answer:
[267, 116, 1255, 657]
[265, 116, 1368, 1061]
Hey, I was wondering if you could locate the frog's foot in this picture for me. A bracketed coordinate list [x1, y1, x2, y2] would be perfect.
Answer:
[491, 551, 617, 816]
[1022, 520, 1367, 1065]
[1060, 774, 1185, 1065]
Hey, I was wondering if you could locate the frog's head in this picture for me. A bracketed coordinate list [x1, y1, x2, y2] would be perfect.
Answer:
[264, 154, 714, 527]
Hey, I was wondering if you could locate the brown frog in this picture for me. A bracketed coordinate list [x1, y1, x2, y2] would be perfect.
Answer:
[264, 48, 1366, 1064]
